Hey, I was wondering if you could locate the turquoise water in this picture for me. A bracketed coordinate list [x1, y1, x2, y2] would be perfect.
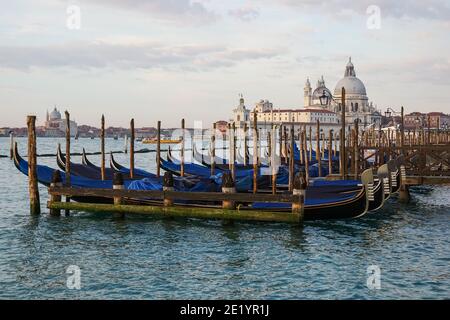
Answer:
[0, 137, 449, 299]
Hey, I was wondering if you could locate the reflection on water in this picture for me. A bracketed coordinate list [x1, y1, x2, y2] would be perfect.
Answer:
[0, 137, 449, 299]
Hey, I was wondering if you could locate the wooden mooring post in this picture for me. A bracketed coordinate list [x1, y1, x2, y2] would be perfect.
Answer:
[113, 173, 125, 218]
[243, 122, 248, 166]
[211, 123, 216, 176]
[163, 172, 174, 207]
[328, 129, 333, 175]
[253, 111, 258, 194]
[316, 120, 321, 177]
[65, 111, 71, 215]
[27, 116, 40, 215]
[340, 87, 346, 178]
[130, 119, 135, 179]
[49, 171, 62, 216]
[289, 125, 295, 191]
[180, 119, 185, 177]
[292, 172, 306, 225]
[9, 131, 14, 160]
[101, 115, 106, 181]
[222, 172, 236, 210]
[271, 125, 277, 195]
[157, 120, 161, 178]
[353, 120, 359, 178]
[303, 130, 310, 183]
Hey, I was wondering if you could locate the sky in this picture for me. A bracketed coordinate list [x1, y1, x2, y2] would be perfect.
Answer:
[1, 0, 450, 128]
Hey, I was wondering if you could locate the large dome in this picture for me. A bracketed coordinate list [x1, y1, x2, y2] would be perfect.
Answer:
[334, 76, 367, 96]
[49, 108, 62, 121]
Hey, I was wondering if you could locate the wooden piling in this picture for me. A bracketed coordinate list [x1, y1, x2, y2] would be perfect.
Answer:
[49, 171, 62, 216]
[299, 127, 304, 164]
[130, 119, 135, 179]
[340, 87, 346, 178]
[309, 126, 313, 161]
[27, 116, 40, 215]
[279, 125, 283, 164]
[316, 120, 321, 177]
[243, 122, 248, 166]
[253, 112, 258, 194]
[289, 125, 295, 191]
[353, 120, 359, 178]
[101, 115, 106, 181]
[113, 173, 125, 218]
[113, 173, 124, 205]
[303, 130, 310, 183]
[65, 111, 71, 215]
[222, 172, 236, 210]
[9, 131, 14, 160]
[271, 125, 277, 195]
[156, 121, 161, 178]
[180, 119, 185, 177]
[163, 172, 174, 207]
[328, 129, 333, 175]
[211, 123, 216, 176]
[292, 172, 306, 225]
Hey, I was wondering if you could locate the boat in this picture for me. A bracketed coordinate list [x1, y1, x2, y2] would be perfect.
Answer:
[14, 142, 372, 221]
[142, 137, 182, 144]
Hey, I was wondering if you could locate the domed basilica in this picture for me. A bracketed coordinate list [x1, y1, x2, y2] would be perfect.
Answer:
[304, 58, 381, 127]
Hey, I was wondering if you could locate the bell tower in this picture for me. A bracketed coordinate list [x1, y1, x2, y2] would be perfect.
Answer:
[304, 78, 312, 107]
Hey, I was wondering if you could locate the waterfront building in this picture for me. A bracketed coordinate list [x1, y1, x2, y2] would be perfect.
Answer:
[44, 107, 78, 137]
[404, 112, 450, 130]
[231, 58, 382, 134]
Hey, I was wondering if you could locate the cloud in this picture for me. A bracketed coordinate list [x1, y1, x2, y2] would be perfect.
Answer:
[0, 41, 283, 71]
[88, 0, 218, 24]
[267, 0, 450, 20]
[228, 7, 260, 22]
[364, 57, 450, 85]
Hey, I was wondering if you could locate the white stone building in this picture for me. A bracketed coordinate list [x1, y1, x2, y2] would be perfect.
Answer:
[44, 107, 78, 137]
[231, 58, 382, 132]
[304, 58, 382, 127]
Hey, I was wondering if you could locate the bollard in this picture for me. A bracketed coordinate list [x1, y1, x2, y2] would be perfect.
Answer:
[398, 164, 410, 203]
[27, 116, 41, 215]
[50, 171, 62, 216]
[222, 172, 236, 210]
[9, 131, 14, 160]
[130, 119, 135, 179]
[163, 172, 175, 207]
[113, 173, 125, 218]
[292, 172, 306, 225]
[101, 115, 106, 181]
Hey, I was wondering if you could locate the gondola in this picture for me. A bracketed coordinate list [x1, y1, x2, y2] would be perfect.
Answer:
[57, 145, 117, 180]
[248, 168, 371, 220]
[310, 171, 385, 212]
[57, 145, 151, 180]
[387, 159, 401, 194]
[14, 143, 219, 204]
[14, 142, 372, 221]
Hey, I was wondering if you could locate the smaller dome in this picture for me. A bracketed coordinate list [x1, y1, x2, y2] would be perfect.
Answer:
[312, 87, 332, 101]
[49, 108, 61, 121]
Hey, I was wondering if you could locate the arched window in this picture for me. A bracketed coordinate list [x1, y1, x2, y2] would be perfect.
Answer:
[237, 115, 240, 122]
[355, 103, 359, 112]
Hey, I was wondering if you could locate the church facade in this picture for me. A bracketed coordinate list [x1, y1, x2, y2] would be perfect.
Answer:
[231, 58, 382, 131]
[44, 107, 78, 137]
